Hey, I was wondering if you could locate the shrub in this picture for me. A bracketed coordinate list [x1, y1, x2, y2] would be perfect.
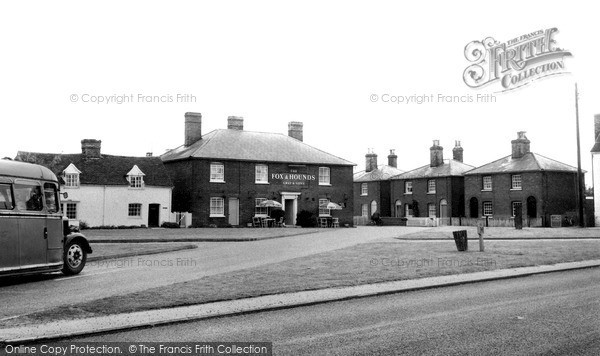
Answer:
[79, 221, 89, 230]
[161, 222, 180, 229]
[296, 210, 316, 228]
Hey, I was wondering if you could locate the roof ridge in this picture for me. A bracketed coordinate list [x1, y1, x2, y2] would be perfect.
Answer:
[464, 154, 512, 174]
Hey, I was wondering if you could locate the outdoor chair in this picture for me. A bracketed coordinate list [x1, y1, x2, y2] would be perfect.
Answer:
[319, 217, 329, 228]
[331, 217, 339, 228]
[252, 217, 262, 228]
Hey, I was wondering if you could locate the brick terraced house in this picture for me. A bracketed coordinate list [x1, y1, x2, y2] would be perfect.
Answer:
[161, 113, 355, 227]
[464, 132, 581, 226]
[390, 140, 474, 225]
[353, 149, 404, 223]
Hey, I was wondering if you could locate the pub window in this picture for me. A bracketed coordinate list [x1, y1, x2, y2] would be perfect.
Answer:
[361, 204, 368, 217]
[427, 179, 436, 193]
[210, 197, 225, 216]
[0, 183, 14, 210]
[482, 201, 493, 216]
[210, 163, 225, 182]
[319, 167, 331, 185]
[405, 181, 413, 194]
[255, 198, 268, 216]
[511, 174, 522, 190]
[361, 183, 368, 196]
[319, 198, 330, 216]
[482, 176, 492, 191]
[128, 203, 142, 217]
[255, 165, 268, 184]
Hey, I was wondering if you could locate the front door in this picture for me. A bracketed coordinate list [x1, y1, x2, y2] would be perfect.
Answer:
[228, 198, 239, 226]
[148, 204, 160, 227]
[284, 199, 295, 226]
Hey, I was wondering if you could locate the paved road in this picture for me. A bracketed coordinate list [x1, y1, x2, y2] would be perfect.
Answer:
[0, 227, 425, 319]
[63, 268, 600, 355]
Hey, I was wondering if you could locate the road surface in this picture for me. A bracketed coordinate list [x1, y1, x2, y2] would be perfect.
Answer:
[0, 227, 425, 319]
[63, 267, 600, 355]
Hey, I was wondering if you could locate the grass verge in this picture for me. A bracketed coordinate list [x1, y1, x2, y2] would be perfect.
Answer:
[3, 239, 600, 327]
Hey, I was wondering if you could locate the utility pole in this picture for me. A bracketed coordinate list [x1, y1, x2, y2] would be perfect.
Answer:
[575, 84, 585, 227]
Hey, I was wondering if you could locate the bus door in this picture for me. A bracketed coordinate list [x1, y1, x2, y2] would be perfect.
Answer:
[13, 180, 47, 268]
[0, 180, 19, 270]
[43, 182, 64, 265]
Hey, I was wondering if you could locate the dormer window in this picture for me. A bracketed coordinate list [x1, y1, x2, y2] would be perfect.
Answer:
[63, 163, 81, 188]
[126, 165, 145, 189]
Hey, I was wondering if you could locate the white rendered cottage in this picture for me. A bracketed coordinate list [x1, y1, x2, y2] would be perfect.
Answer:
[16, 139, 178, 228]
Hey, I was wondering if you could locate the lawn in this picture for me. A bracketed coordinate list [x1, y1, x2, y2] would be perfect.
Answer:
[4, 238, 600, 327]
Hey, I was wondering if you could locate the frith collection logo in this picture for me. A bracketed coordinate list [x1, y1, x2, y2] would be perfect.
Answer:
[463, 28, 571, 91]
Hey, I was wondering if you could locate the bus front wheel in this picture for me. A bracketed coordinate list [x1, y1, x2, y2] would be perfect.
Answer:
[62, 240, 87, 275]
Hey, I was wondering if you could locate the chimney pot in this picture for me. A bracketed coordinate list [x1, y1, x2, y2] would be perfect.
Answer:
[365, 150, 378, 172]
[452, 140, 464, 162]
[430, 140, 444, 167]
[81, 139, 102, 158]
[511, 131, 531, 159]
[227, 116, 244, 130]
[388, 149, 398, 168]
[184, 112, 202, 146]
[288, 121, 303, 141]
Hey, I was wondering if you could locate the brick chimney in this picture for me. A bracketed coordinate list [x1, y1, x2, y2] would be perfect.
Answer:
[81, 139, 102, 158]
[430, 140, 444, 167]
[388, 149, 397, 168]
[184, 112, 202, 147]
[452, 141, 463, 162]
[365, 149, 378, 172]
[595, 114, 600, 141]
[511, 131, 530, 159]
[227, 116, 244, 130]
[288, 122, 303, 141]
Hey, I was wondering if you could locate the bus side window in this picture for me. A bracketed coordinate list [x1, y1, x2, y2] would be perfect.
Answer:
[14, 184, 43, 211]
[0, 183, 14, 210]
[44, 183, 59, 213]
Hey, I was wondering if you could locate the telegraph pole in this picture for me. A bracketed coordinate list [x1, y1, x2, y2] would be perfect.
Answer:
[575, 84, 585, 227]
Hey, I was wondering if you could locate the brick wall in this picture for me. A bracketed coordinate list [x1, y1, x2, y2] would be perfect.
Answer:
[464, 171, 578, 224]
[165, 159, 354, 227]
[390, 176, 459, 218]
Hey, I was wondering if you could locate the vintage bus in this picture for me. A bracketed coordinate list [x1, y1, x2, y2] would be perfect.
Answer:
[0, 159, 92, 277]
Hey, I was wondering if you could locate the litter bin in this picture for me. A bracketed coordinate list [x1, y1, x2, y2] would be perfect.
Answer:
[452, 230, 468, 251]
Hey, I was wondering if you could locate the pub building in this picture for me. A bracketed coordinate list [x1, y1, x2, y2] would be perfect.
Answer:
[161, 113, 355, 227]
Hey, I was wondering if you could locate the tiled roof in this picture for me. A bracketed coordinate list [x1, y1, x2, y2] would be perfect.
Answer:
[464, 152, 580, 175]
[354, 165, 405, 182]
[391, 160, 475, 180]
[14, 152, 173, 187]
[160, 129, 355, 166]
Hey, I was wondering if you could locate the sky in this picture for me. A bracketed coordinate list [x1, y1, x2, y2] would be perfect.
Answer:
[1, 1, 598, 187]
